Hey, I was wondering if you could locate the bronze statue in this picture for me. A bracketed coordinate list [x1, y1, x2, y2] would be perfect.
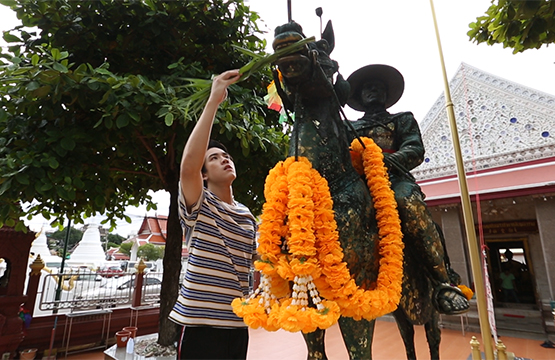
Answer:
[346, 64, 469, 359]
[273, 21, 379, 359]
[270, 20, 468, 359]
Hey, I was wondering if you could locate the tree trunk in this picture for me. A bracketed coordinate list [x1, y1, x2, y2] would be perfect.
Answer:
[157, 177, 183, 346]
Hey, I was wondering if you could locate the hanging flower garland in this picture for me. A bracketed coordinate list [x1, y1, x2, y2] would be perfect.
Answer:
[232, 137, 404, 333]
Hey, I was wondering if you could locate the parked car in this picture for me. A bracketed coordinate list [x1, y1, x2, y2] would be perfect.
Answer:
[76, 275, 162, 308]
[97, 265, 124, 278]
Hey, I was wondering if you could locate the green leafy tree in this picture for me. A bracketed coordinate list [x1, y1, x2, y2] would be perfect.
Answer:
[106, 242, 120, 250]
[468, 0, 555, 53]
[138, 243, 164, 261]
[105, 233, 125, 246]
[49, 226, 83, 253]
[102, 232, 125, 251]
[0, 0, 288, 345]
[119, 242, 133, 257]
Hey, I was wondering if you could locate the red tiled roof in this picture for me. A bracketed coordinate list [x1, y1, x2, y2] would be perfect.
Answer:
[131, 215, 187, 257]
[137, 215, 168, 244]
[106, 247, 130, 260]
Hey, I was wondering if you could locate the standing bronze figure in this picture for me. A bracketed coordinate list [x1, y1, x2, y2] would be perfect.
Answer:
[346, 65, 469, 359]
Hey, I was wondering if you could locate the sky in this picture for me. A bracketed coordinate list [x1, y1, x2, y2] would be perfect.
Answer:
[1, 0, 554, 236]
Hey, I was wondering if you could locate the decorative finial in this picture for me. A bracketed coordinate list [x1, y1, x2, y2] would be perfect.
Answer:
[315, 7, 323, 37]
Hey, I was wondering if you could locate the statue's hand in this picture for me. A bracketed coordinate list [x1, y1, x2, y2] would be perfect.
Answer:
[383, 153, 393, 169]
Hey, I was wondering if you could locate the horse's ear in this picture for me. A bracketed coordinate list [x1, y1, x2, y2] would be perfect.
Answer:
[322, 20, 335, 54]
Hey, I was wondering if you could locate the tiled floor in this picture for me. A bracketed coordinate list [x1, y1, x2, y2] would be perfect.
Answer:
[68, 319, 555, 360]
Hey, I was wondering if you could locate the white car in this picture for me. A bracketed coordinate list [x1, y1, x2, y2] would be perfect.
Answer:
[76, 275, 161, 308]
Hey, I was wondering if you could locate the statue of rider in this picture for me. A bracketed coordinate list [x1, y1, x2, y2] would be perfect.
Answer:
[346, 64, 469, 315]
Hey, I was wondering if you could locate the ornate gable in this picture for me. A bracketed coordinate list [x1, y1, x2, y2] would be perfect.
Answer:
[414, 63, 555, 181]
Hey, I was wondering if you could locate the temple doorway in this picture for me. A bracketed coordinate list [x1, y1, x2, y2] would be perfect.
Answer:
[485, 238, 537, 307]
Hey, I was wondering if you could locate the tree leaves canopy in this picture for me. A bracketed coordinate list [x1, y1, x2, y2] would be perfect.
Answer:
[0, 0, 289, 345]
[0, 0, 288, 231]
[49, 225, 83, 251]
[468, 0, 555, 53]
[138, 243, 164, 261]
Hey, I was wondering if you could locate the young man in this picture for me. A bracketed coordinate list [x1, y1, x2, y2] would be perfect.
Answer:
[169, 69, 257, 359]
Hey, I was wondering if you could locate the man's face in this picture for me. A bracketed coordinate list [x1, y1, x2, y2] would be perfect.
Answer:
[360, 81, 387, 107]
[203, 147, 236, 185]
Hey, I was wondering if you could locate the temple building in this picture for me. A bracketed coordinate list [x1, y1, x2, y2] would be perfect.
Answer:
[414, 63, 555, 337]
[28, 230, 63, 269]
[65, 223, 107, 268]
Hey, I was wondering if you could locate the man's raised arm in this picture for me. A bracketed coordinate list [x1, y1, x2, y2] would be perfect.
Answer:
[179, 70, 241, 210]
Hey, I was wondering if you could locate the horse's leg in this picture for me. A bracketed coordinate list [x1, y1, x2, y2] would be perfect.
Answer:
[393, 308, 417, 360]
[338, 316, 375, 360]
[303, 329, 327, 360]
[424, 310, 441, 360]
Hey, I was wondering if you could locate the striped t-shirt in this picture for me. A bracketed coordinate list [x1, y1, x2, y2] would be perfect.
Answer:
[169, 188, 257, 328]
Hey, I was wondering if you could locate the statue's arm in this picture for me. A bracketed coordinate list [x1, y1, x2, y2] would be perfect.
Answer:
[389, 112, 425, 172]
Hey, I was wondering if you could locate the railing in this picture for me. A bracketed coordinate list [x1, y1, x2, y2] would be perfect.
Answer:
[36, 270, 163, 312]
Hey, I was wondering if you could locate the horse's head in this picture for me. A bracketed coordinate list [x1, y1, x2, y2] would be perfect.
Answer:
[272, 21, 349, 105]
[270, 21, 355, 190]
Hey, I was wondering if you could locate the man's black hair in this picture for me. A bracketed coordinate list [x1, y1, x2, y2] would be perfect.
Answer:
[208, 139, 228, 153]
[201, 140, 230, 187]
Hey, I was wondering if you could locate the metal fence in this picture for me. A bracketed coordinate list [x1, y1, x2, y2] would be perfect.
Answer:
[37, 270, 163, 312]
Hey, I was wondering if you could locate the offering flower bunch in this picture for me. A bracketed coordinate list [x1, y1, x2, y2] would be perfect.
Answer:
[232, 137, 404, 333]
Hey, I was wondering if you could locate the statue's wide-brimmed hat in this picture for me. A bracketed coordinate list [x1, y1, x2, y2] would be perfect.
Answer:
[347, 64, 405, 111]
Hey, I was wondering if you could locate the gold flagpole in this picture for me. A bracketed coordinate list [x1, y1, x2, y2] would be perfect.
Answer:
[428, 1, 494, 359]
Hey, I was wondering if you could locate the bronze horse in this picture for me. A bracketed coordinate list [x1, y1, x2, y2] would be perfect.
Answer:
[273, 21, 379, 360]
[272, 21, 445, 360]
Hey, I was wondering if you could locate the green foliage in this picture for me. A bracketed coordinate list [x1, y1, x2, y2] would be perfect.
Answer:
[106, 233, 125, 246]
[0, 0, 288, 230]
[138, 243, 164, 261]
[0, 0, 289, 346]
[119, 241, 133, 256]
[49, 226, 83, 251]
[468, 0, 555, 53]
[106, 242, 120, 250]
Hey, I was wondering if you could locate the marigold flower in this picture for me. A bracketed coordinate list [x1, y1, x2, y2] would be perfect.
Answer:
[233, 141, 404, 332]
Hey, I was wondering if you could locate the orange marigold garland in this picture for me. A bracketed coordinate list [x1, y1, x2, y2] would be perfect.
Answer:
[458, 284, 474, 300]
[232, 137, 404, 332]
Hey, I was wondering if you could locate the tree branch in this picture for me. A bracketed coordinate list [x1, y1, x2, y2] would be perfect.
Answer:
[108, 167, 160, 179]
[135, 129, 165, 181]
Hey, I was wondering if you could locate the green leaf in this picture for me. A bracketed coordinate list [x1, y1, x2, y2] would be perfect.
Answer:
[31, 54, 39, 66]
[52, 62, 68, 73]
[2, 33, 21, 43]
[238, 36, 315, 80]
[51, 48, 61, 61]
[25, 81, 40, 91]
[31, 85, 51, 98]
[40, 183, 53, 191]
[164, 112, 174, 126]
[48, 158, 59, 169]
[99, 89, 112, 105]
[0, 179, 12, 196]
[15, 221, 27, 232]
[73, 178, 85, 189]
[15, 172, 30, 185]
[60, 137, 76, 151]
[128, 111, 140, 122]
[116, 114, 130, 128]
[0, 0, 18, 6]
[95, 195, 105, 207]
[96, 68, 113, 76]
